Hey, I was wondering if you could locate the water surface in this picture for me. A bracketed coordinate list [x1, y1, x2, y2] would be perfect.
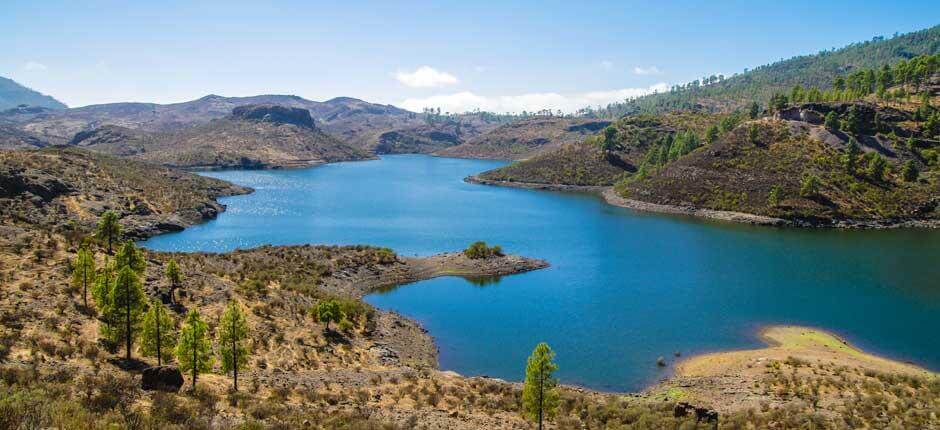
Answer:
[144, 155, 940, 391]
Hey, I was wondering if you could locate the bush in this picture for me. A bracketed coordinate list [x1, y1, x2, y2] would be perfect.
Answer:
[464, 241, 504, 259]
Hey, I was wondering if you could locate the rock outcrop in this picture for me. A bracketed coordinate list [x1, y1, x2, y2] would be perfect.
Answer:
[231, 104, 316, 129]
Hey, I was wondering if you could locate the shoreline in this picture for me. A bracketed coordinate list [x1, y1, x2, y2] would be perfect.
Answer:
[464, 174, 939, 229]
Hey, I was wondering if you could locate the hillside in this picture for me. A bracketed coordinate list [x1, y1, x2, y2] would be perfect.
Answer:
[2, 146, 937, 430]
[0, 93, 505, 154]
[0, 76, 67, 110]
[475, 112, 719, 186]
[602, 25, 940, 115]
[69, 105, 373, 169]
[0, 147, 249, 238]
[614, 105, 939, 226]
[437, 117, 612, 160]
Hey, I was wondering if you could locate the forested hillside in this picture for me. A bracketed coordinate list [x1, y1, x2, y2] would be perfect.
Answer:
[598, 25, 940, 116]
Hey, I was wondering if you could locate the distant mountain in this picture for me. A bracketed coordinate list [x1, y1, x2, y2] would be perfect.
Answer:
[603, 25, 940, 115]
[0, 93, 503, 153]
[70, 104, 373, 169]
[0, 77, 67, 110]
[437, 117, 612, 160]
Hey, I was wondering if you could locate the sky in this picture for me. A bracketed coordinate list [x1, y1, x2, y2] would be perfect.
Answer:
[3, 1, 938, 113]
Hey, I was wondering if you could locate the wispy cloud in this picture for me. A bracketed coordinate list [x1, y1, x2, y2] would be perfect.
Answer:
[23, 61, 48, 72]
[395, 66, 459, 88]
[633, 66, 662, 76]
[600, 60, 614, 71]
[399, 83, 668, 114]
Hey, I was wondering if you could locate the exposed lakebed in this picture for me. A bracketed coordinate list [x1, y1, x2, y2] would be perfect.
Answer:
[143, 155, 940, 391]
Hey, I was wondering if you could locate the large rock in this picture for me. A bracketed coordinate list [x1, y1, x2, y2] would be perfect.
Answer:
[231, 104, 315, 129]
[141, 365, 184, 392]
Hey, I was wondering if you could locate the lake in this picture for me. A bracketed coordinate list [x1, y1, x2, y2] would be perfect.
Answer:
[143, 155, 940, 392]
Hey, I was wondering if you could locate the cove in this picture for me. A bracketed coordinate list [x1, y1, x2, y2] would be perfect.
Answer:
[142, 154, 940, 392]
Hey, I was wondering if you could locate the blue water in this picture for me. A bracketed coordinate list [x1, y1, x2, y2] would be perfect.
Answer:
[143, 155, 940, 392]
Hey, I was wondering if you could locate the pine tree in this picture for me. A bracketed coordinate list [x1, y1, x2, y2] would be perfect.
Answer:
[115, 240, 146, 275]
[767, 185, 783, 207]
[704, 124, 720, 144]
[109, 266, 147, 361]
[901, 160, 919, 182]
[164, 259, 182, 304]
[72, 246, 96, 308]
[867, 154, 887, 181]
[176, 310, 213, 391]
[800, 175, 821, 198]
[218, 301, 250, 391]
[748, 102, 760, 119]
[843, 139, 861, 174]
[140, 299, 176, 366]
[522, 342, 559, 430]
[92, 259, 117, 343]
[824, 111, 840, 130]
[96, 211, 121, 255]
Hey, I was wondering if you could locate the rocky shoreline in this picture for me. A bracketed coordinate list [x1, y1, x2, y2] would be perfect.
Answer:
[465, 175, 608, 192]
[464, 175, 939, 229]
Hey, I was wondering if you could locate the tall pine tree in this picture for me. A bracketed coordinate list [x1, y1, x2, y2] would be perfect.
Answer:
[140, 299, 176, 366]
[72, 246, 96, 308]
[96, 211, 121, 255]
[109, 266, 147, 361]
[218, 301, 250, 391]
[176, 310, 213, 391]
[522, 342, 559, 430]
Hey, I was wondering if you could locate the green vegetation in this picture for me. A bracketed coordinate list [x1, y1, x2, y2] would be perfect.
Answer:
[175, 310, 213, 391]
[140, 299, 176, 366]
[109, 266, 147, 361]
[522, 342, 559, 430]
[464, 241, 503, 259]
[217, 301, 250, 391]
[315, 299, 342, 331]
[164, 259, 182, 304]
[115, 240, 146, 275]
[95, 211, 121, 255]
[867, 153, 887, 181]
[596, 26, 940, 115]
[842, 139, 861, 174]
[71, 245, 95, 308]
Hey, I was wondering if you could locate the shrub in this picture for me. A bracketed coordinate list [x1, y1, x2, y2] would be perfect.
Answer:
[800, 175, 821, 198]
[464, 241, 503, 259]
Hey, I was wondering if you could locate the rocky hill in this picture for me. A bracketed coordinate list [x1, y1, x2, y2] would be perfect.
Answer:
[476, 97, 940, 226]
[69, 105, 373, 169]
[0, 147, 250, 238]
[614, 105, 939, 226]
[475, 112, 718, 186]
[0, 76, 67, 110]
[437, 117, 611, 160]
[0, 93, 503, 154]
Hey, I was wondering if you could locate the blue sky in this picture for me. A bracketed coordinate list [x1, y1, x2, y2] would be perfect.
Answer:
[3, 1, 938, 112]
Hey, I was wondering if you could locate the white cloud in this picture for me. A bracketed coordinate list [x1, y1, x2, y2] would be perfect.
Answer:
[399, 83, 668, 114]
[23, 61, 48, 72]
[395, 66, 459, 88]
[633, 66, 662, 76]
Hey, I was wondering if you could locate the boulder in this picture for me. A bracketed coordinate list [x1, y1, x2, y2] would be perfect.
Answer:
[141, 365, 184, 392]
[674, 402, 719, 423]
[800, 109, 824, 125]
